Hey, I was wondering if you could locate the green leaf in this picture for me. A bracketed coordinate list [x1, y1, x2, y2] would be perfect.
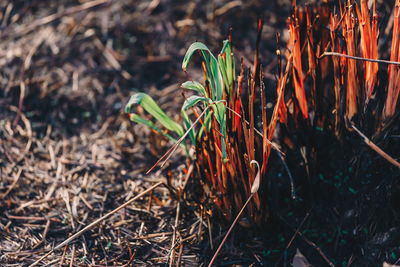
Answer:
[181, 111, 196, 145]
[219, 40, 235, 96]
[182, 81, 207, 97]
[221, 137, 227, 160]
[211, 101, 227, 160]
[182, 42, 223, 101]
[208, 52, 224, 100]
[211, 101, 226, 134]
[182, 42, 211, 71]
[225, 43, 234, 89]
[218, 55, 229, 95]
[220, 39, 231, 54]
[181, 40, 236, 161]
[125, 93, 184, 136]
[200, 51, 214, 99]
[182, 95, 208, 111]
[128, 113, 178, 142]
[198, 110, 213, 140]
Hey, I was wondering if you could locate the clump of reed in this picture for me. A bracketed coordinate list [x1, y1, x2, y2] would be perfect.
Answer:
[126, 0, 400, 228]
[126, 24, 277, 226]
[283, 0, 399, 133]
[277, 0, 400, 177]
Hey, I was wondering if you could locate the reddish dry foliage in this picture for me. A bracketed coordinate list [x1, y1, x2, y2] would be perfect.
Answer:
[385, 0, 400, 119]
[195, 0, 400, 228]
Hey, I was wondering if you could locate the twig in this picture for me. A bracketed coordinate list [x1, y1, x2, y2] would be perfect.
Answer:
[32, 220, 51, 250]
[9, 105, 32, 156]
[135, 232, 173, 240]
[6, 215, 59, 222]
[214, 0, 242, 17]
[168, 201, 181, 267]
[28, 250, 54, 267]
[1, 3, 12, 28]
[89, 117, 113, 139]
[280, 215, 334, 267]
[280, 212, 310, 267]
[1, 168, 22, 199]
[13, 74, 26, 127]
[54, 181, 163, 250]
[320, 52, 400, 66]
[121, 251, 136, 267]
[286, 212, 310, 249]
[69, 244, 76, 267]
[10, 0, 110, 38]
[296, 230, 334, 266]
[59, 244, 69, 267]
[177, 243, 184, 267]
[93, 37, 132, 80]
[349, 122, 400, 169]
[207, 214, 213, 251]
[16, 197, 61, 212]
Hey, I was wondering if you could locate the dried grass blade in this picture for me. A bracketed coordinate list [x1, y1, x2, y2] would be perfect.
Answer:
[234, 58, 244, 135]
[344, 2, 358, 120]
[384, 0, 400, 119]
[276, 34, 288, 124]
[261, 69, 269, 175]
[356, 0, 378, 103]
[330, 13, 342, 135]
[289, 18, 308, 119]
[268, 56, 293, 157]
[349, 121, 400, 169]
[306, 4, 317, 111]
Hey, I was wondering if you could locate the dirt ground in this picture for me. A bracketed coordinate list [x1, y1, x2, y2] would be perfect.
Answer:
[0, 0, 399, 266]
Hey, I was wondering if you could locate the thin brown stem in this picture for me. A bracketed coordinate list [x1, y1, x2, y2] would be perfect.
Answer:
[320, 51, 400, 65]
[349, 122, 400, 168]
